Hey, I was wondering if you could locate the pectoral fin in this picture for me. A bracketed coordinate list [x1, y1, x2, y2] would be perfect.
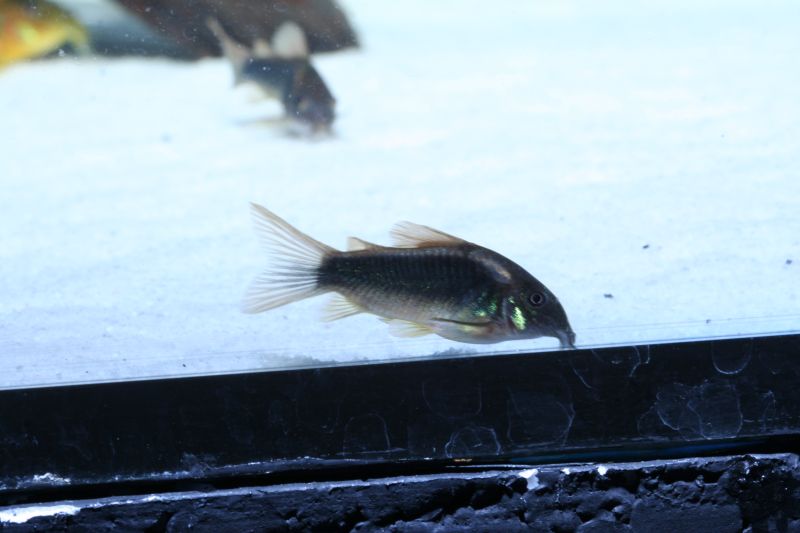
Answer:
[381, 318, 435, 338]
[428, 318, 496, 343]
[381, 317, 496, 343]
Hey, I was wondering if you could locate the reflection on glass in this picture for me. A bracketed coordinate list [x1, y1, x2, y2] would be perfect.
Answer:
[1, 0, 798, 389]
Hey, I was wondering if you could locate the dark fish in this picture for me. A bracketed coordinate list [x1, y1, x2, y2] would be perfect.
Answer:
[115, 0, 358, 59]
[207, 18, 335, 131]
[243, 204, 576, 348]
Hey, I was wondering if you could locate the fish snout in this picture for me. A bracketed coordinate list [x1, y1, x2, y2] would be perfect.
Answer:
[295, 98, 335, 130]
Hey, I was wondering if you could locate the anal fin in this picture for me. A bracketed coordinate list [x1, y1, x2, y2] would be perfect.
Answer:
[322, 294, 364, 322]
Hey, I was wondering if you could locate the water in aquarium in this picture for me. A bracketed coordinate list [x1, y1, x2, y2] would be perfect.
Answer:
[1, 0, 798, 389]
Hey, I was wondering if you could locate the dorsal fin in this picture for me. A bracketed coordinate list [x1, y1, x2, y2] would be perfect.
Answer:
[251, 38, 273, 58]
[271, 21, 309, 58]
[206, 17, 250, 83]
[347, 236, 381, 251]
[390, 221, 465, 248]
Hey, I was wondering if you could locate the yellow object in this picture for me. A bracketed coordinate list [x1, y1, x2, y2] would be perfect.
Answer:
[0, 0, 89, 68]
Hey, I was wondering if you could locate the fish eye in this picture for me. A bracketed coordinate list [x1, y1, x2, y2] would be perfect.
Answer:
[528, 292, 546, 307]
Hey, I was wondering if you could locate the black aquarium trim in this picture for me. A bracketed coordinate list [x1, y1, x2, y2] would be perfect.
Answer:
[5, 454, 799, 531]
[1, 333, 799, 503]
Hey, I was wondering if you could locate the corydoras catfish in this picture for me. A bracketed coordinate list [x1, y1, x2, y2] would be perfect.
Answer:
[243, 204, 576, 348]
[207, 18, 335, 131]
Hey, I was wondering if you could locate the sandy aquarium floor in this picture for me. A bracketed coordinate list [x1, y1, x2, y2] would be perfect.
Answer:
[1, 0, 798, 389]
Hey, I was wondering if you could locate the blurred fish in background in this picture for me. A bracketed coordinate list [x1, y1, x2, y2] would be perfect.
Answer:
[0, 0, 89, 68]
[208, 17, 336, 133]
[2, 0, 358, 61]
[112, 0, 356, 132]
[1, 0, 355, 132]
[112, 0, 358, 58]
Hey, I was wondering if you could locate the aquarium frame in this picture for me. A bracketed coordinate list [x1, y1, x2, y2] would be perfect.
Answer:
[1, 332, 799, 506]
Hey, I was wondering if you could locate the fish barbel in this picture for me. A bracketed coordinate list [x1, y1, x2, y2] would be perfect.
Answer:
[243, 204, 576, 348]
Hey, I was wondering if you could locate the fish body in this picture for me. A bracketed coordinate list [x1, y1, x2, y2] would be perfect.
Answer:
[243, 204, 576, 348]
[0, 0, 89, 69]
[241, 57, 335, 128]
[207, 18, 335, 132]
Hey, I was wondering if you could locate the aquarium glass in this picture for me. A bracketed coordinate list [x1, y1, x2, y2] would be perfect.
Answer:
[1, 0, 798, 389]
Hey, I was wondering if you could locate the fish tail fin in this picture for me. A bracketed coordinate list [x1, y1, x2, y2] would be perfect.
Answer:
[242, 203, 337, 314]
[206, 17, 250, 84]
